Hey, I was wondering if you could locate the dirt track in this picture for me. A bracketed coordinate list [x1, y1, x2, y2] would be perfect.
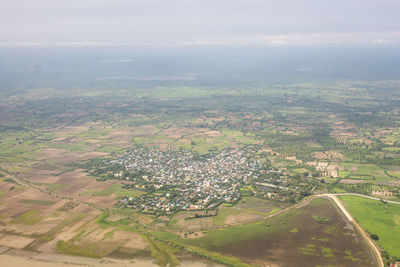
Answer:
[0, 168, 387, 267]
[323, 194, 384, 267]
[254, 193, 384, 267]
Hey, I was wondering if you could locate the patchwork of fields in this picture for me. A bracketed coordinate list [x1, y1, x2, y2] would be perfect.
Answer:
[1, 80, 400, 266]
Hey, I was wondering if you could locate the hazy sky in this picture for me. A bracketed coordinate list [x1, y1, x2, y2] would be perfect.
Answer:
[1, 0, 400, 46]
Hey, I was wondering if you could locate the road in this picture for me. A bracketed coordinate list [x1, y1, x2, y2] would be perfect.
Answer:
[322, 193, 385, 267]
[1, 170, 391, 266]
[333, 192, 400, 205]
[220, 193, 386, 267]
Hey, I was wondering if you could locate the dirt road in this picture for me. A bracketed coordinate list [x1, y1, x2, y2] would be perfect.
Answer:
[334, 192, 400, 205]
[322, 194, 384, 267]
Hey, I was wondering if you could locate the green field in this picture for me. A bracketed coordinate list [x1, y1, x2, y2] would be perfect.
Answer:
[212, 197, 281, 226]
[12, 209, 43, 225]
[114, 189, 145, 199]
[33, 182, 68, 191]
[56, 240, 104, 258]
[339, 195, 400, 258]
[338, 163, 391, 181]
[83, 183, 122, 197]
[95, 184, 121, 196]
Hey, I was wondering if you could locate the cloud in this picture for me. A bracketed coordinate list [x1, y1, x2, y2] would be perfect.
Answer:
[1, 32, 400, 47]
[1, 0, 399, 46]
[96, 76, 197, 81]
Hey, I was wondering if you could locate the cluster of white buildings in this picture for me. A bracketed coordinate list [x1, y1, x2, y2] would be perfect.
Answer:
[111, 147, 262, 214]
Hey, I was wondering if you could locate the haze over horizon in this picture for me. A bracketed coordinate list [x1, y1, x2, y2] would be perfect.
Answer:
[1, 0, 400, 47]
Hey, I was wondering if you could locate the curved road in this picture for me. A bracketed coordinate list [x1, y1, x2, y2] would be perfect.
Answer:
[333, 192, 400, 205]
[322, 193, 385, 267]
[1, 170, 392, 267]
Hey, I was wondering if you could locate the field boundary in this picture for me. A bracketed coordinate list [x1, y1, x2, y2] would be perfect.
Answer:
[324, 194, 384, 267]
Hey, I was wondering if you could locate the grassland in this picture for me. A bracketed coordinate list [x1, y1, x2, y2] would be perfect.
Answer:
[338, 163, 391, 181]
[165, 197, 285, 232]
[12, 210, 43, 225]
[33, 182, 67, 191]
[83, 184, 145, 199]
[339, 195, 400, 259]
[93, 184, 121, 196]
[212, 197, 283, 227]
[56, 240, 105, 258]
[114, 189, 145, 199]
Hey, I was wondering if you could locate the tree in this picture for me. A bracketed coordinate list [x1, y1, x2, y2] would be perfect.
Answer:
[370, 233, 379, 240]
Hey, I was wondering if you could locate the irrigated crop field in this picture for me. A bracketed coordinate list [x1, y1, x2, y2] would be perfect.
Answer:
[339, 195, 400, 261]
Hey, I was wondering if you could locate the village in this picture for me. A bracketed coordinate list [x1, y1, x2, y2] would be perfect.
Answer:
[109, 147, 263, 214]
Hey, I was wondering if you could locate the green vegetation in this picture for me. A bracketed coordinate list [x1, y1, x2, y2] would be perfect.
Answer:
[322, 247, 334, 258]
[33, 183, 67, 191]
[96, 213, 132, 229]
[189, 210, 289, 250]
[43, 213, 87, 241]
[96, 145, 126, 153]
[143, 235, 180, 266]
[94, 184, 121, 196]
[312, 215, 330, 223]
[56, 240, 104, 258]
[343, 250, 361, 262]
[9, 184, 27, 191]
[2, 70, 400, 266]
[12, 210, 43, 225]
[94, 213, 179, 266]
[154, 198, 374, 266]
[84, 183, 121, 197]
[339, 195, 400, 259]
[338, 163, 391, 181]
[209, 197, 282, 226]
[114, 189, 145, 199]
[298, 244, 317, 256]
[153, 231, 254, 267]
[19, 199, 56, 205]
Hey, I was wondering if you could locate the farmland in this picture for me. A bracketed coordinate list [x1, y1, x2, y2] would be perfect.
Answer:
[339, 195, 400, 263]
[1, 77, 400, 266]
[155, 198, 376, 267]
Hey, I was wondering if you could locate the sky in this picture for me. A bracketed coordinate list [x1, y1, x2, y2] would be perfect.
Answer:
[1, 0, 400, 47]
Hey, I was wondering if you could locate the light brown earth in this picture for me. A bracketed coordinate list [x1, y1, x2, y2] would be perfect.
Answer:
[0, 235, 35, 249]
[340, 179, 365, 184]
